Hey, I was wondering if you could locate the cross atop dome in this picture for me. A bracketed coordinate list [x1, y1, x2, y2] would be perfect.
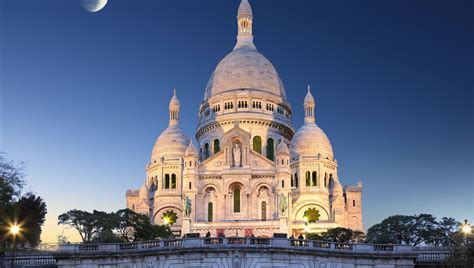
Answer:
[234, 0, 256, 51]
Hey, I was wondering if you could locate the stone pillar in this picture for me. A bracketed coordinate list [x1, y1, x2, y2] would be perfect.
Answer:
[279, 216, 289, 235]
[182, 217, 191, 235]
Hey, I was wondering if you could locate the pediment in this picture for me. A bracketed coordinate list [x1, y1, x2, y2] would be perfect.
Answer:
[249, 150, 276, 169]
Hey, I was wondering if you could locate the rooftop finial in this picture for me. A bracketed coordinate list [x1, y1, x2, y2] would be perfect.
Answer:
[307, 85, 311, 92]
[173, 88, 176, 96]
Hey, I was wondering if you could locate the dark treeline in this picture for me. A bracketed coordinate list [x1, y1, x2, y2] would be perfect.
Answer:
[58, 209, 172, 243]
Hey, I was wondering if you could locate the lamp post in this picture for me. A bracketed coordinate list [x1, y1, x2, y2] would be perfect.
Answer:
[461, 219, 471, 245]
[10, 224, 20, 268]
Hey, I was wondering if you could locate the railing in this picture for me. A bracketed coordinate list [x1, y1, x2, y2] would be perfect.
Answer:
[55, 238, 449, 264]
[374, 244, 394, 251]
[416, 252, 451, 262]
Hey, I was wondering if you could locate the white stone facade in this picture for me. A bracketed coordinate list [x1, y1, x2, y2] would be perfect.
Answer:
[126, 0, 363, 237]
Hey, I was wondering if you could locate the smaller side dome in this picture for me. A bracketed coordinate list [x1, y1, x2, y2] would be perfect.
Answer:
[277, 140, 290, 155]
[185, 139, 198, 156]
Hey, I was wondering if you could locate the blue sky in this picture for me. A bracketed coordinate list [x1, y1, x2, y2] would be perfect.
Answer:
[0, 0, 473, 242]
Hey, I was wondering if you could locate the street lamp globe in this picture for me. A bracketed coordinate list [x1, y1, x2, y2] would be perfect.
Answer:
[462, 220, 471, 235]
[10, 225, 20, 236]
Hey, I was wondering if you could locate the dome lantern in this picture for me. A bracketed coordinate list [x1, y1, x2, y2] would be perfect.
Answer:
[304, 85, 315, 124]
[169, 88, 180, 126]
[234, 0, 256, 51]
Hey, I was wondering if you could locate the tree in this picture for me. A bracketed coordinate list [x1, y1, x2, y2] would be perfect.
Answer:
[59, 208, 172, 243]
[12, 193, 47, 247]
[367, 214, 460, 246]
[447, 231, 474, 266]
[434, 217, 459, 246]
[0, 153, 25, 206]
[58, 210, 100, 243]
[322, 227, 354, 242]
[351, 230, 367, 243]
[0, 154, 47, 248]
[115, 209, 171, 242]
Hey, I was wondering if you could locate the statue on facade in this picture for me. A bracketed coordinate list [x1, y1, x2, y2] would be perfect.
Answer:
[184, 195, 192, 217]
[279, 193, 287, 214]
[233, 143, 241, 167]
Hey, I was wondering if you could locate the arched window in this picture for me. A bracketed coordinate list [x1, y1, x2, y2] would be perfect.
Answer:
[171, 174, 176, 189]
[165, 174, 170, 189]
[294, 173, 299, 187]
[266, 138, 274, 161]
[261, 201, 267, 221]
[329, 174, 334, 189]
[233, 186, 241, 213]
[208, 202, 213, 222]
[305, 171, 311, 186]
[189, 182, 192, 190]
[291, 174, 294, 187]
[204, 143, 210, 159]
[324, 173, 328, 187]
[312, 171, 317, 186]
[253, 136, 262, 154]
[213, 139, 220, 153]
[281, 180, 285, 188]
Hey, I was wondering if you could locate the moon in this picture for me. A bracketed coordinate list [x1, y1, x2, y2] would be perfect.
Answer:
[81, 0, 108, 13]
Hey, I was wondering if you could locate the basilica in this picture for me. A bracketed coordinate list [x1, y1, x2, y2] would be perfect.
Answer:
[126, 0, 363, 238]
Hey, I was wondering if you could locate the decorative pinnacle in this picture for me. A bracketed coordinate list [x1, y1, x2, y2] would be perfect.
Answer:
[173, 88, 176, 96]
[307, 85, 311, 92]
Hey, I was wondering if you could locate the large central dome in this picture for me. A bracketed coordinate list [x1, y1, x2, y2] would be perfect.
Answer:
[203, 0, 286, 101]
[204, 48, 287, 100]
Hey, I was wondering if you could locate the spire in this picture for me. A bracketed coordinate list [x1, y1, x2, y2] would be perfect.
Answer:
[169, 89, 180, 126]
[234, 0, 256, 51]
[304, 85, 315, 124]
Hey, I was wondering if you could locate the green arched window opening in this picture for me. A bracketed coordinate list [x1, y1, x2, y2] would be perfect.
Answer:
[165, 174, 170, 189]
[266, 138, 274, 161]
[208, 202, 213, 222]
[171, 174, 176, 189]
[305, 171, 311, 186]
[213, 139, 220, 154]
[253, 136, 262, 154]
[312, 171, 317, 186]
[233, 186, 241, 213]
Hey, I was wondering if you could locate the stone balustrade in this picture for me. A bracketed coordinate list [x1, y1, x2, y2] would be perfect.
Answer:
[57, 237, 416, 254]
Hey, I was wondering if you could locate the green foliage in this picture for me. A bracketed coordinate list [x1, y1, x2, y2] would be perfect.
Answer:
[367, 214, 460, 246]
[303, 208, 320, 223]
[306, 233, 323, 240]
[447, 232, 474, 266]
[0, 154, 47, 248]
[322, 227, 354, 242]
[59, 208, 172, 243]
[306, 228, 366, 243]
